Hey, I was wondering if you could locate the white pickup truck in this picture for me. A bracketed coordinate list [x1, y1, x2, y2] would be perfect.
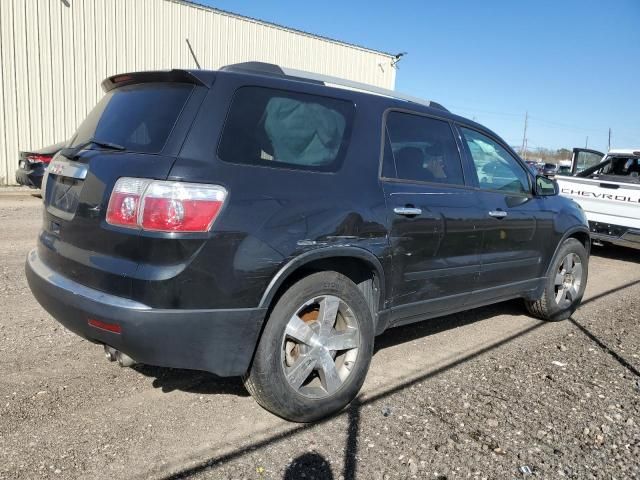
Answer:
[556, 148, 640, 250]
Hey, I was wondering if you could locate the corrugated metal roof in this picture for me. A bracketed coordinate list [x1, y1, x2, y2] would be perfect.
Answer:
[173, 0, 395, 58]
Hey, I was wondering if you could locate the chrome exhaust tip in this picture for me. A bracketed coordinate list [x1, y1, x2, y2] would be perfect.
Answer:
[115, 351, 136, 368]
[104, 345, 117, 362]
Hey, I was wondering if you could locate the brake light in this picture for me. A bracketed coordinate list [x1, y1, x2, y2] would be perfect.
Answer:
[27, 154, 53, 164]
[106, 178, 227, 232]
[111, 74, 133, 84]
[106, 178, 149, 228]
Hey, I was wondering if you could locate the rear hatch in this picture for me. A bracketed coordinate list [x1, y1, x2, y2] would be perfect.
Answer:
[38, 74, 206, 298]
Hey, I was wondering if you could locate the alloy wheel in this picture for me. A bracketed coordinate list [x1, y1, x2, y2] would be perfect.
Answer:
[280, 295, 360, 399]
[554, 253, 583, 306]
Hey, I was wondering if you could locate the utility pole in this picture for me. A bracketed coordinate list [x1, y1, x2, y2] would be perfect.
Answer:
[520, 111, 528, 160]
[585, 136, 589, 148]
[608, 128, 611, 151]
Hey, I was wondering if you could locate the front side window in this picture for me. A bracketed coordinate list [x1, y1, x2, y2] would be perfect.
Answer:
[575, 151, 604, 173]
[460, 127, 530, 194]
[383, 111, 465, 185]
[71, 83, 193, 153]
[218, 87, 353, 171]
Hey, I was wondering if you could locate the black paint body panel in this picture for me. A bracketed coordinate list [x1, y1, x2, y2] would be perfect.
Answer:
[27, 68, 589, 375]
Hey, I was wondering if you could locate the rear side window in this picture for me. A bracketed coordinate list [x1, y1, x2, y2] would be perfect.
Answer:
[71, 83, 193, 153]
[218, 87, 354, 171]
[383, 111, 465, 185]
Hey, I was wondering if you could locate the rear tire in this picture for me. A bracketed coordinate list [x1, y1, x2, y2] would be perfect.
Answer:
[525, 238, 588, 321]
[243, 271, 374, 422]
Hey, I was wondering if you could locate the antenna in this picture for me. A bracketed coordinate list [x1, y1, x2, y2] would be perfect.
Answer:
[185, 38, 201, 69]
[520, 111, 528, 160]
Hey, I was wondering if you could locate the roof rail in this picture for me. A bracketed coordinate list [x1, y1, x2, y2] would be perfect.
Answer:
[221, 62, 448, 112]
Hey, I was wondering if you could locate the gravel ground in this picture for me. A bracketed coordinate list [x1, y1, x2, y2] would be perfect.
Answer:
[0, 191, 639, 480]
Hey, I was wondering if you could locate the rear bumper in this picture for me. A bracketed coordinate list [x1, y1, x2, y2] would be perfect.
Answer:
[15, 168, 43, 188]
[589, 221, 640, 250]
[25, 249, 267, 376]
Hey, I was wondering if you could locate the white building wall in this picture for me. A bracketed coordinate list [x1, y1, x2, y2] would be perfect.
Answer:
[0, 0, 395, 185]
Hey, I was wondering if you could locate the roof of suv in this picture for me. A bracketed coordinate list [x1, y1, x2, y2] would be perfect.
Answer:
[102, 62, 504, 146]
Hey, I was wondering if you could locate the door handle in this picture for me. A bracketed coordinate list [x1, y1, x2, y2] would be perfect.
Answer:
[488, 210, 508, 218]
[394, 207, 422, 216]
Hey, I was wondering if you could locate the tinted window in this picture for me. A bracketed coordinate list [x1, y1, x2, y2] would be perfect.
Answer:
[71, 83, 193, 153]
[384, 112, 464, 185]
[218, 87, 353, 171]
[602, 156, 640, 176]
[461, 127, 530, 194]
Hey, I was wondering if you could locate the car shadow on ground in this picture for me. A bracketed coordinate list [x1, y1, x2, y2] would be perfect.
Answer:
[153, 278, 640, 480]
[133, 365, 250, 397]
[374, 299, 525, 354]
[134, 300, 526, 399]
[590, 244, 639, 263]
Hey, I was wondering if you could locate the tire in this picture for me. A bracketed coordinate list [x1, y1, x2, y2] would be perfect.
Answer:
[525, 238, 589, 321]
[243, 271, 374, 422]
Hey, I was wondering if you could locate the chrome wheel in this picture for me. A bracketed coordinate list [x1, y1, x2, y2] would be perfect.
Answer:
[554, 253, 583, 307]
[281, 295, 360, 399]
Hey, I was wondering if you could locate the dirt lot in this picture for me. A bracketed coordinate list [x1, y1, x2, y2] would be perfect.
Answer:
[1, 191, 639, 480]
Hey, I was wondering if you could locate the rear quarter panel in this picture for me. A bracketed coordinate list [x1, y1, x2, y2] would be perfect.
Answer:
[160, 73, 392, 310]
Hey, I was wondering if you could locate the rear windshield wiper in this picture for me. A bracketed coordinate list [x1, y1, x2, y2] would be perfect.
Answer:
[60, 137, 126, 159]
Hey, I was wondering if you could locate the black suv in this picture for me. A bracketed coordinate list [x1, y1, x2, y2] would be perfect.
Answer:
[26, 63, 590, 422]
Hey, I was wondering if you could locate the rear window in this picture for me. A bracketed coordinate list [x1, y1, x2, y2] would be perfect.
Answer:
[70, 83, 193, 153]
[218, 87, 354, 171]
[606, 156, 640, 174]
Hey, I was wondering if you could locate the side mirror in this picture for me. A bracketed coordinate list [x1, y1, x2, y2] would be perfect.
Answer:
[535, 175, 558, 196]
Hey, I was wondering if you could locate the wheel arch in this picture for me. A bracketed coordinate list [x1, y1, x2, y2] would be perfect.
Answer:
[544, 226, 591, 278]
[258, 247, 386, 326]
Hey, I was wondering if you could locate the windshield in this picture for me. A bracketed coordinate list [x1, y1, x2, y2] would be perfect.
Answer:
[71, 83, 193, 154]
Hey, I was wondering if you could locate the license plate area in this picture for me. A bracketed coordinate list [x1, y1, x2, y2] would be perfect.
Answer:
[46, 174, 84, 220]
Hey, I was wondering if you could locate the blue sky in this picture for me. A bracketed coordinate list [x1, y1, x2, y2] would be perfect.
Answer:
[202, 0, 639, 152]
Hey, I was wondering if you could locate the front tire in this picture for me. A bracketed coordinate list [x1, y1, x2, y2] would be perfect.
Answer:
[526, 238, 589, 321]
[243, 271, 374, 422]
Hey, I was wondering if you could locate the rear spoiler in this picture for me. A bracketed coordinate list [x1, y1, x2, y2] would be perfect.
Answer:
[101, 69, 213, 92]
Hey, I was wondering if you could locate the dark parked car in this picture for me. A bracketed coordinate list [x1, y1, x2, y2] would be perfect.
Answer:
[26, 63, 590, 422]
[541, 162, 559, 177]
[15, 141, 67, 188]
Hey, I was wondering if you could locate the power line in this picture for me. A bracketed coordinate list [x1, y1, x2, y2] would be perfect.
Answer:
[449, 105, 618, 135]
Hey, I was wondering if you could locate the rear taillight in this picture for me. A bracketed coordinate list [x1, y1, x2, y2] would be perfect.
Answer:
[106, 178, 227, 232]
[106, 178, 149, 229]
[27, 154, 53, 164]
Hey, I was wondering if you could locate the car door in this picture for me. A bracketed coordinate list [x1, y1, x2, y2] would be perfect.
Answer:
[381, 111, 484, 324]
[571, 148, 605, 175]
[457, 126, 545, 301]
